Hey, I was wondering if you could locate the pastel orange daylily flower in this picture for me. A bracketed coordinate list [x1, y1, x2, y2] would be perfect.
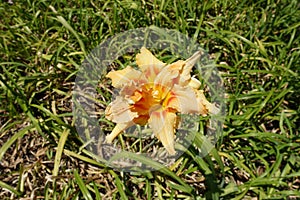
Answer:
[105, 47, 219, 155]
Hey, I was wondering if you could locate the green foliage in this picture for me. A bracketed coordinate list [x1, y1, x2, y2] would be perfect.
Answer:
[0, 0, 299, 199]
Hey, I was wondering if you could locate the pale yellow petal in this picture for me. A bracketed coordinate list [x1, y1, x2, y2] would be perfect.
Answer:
[136, 47, 165, 81]
[154, 61, 182, 87]
[106, 66, 145, 88]
[105, 96, 138, 123]
[188, 77, 201, 89]
[179, 51, 202, 86]
[149, 107, 177, 155]
[152, 61, 185, 101]
[196, 90, 220, 115]
[120, 80, 140, 97]
[164, 84, 206, 114]
[182, 51, 202, 77]
[105, 122, 134, 143]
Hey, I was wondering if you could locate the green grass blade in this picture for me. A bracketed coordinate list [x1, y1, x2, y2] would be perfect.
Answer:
[0, 180, 22, 196]
[109, 170, 128, 200]
[49, 6, 86, 56]
[0, 124, 34, 161]
[74, 169, 93, 200]
[53, 129, 69, 177]
[108, 151, 193, 193]
[93, 182, 102, 200]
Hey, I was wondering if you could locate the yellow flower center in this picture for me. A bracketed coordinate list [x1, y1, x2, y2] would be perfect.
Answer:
[129, 83, 174, 125]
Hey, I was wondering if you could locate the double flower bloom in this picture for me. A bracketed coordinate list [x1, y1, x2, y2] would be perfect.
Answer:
[105, 47, 218, 155]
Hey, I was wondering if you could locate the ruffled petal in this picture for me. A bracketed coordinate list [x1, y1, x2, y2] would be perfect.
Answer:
[149, 107, 177, 155]
[136, 47, 165, 81]
[106, 66, 146, 88]
[105, 96, 138, 123]
[151, 61, 185, 101]
[195, 90, 220, 115]
[120, 80, 140, 98]
[154, 61, 181, 87]
[164, 84, 207, 114]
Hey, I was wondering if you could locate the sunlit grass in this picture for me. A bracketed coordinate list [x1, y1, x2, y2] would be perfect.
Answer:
[0, 0, 299, 199]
